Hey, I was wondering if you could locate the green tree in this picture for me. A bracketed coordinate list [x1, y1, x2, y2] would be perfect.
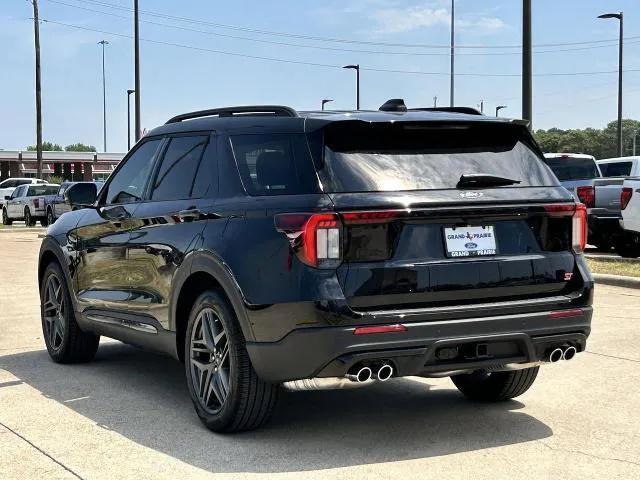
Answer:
[65, 143, 97, 152]
[26, 141, 62, 151]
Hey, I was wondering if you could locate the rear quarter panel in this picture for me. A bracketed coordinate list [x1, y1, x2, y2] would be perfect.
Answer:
[622, 179, 640, 234]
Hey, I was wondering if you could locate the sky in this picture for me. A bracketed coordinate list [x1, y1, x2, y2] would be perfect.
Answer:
[1, 0, 639, 152]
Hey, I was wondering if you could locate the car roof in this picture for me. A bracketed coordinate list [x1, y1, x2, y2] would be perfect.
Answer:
[146, 107, 519, 138]
[597, 156, 640, 163]
[544, 153, 596, 160]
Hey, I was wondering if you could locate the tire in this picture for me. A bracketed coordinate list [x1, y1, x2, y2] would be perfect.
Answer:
[24, 208, 34, 227]
[451, 366, 539, 402]
[47, 208, 55, 226]
[40, 261, 100, 363]
[184, 290, 279, 433]
[615, 241, 640, 258]
[2, 208, 12, 226]
[40, 219, 48, 227]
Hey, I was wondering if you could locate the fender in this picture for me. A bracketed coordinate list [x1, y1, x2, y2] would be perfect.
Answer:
[170, 249, 256, 342]
[38, 235, 80, 313]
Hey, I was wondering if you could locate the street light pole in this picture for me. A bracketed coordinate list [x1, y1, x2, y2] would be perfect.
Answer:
[450, 0, 455, 107]
[127, 89, 135, 150]
[98, 40, 109, 152]
[598, 12, 624, 157]
[522, 0, 532, 128]
[32, 0, 43, 178]
[433, 96, 438, 108]
[343, 64, 360, 110]
[134, 0, 141, 141]
[496, 105, 507, 117]
[321, 99, 333, 111]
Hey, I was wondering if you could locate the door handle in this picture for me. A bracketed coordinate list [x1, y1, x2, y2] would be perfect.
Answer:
[178, 208, 202, 222]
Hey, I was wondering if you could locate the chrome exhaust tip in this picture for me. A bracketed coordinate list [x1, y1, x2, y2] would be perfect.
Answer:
[548, 348, 563, 363]
[346, 366, 373, 383]
[376, 364, 394, 382]
[562, 346, 577, 361]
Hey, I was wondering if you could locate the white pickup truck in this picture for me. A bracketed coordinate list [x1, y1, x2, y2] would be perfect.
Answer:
[620, 177, 640, 257]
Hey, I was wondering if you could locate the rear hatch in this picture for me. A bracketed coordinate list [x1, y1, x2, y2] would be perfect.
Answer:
[313, 120, 582, 311]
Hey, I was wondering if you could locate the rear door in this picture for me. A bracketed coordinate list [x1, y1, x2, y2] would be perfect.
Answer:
[7, 185, 26, 217]
[124, 132, 218, 330]
[315, 121, 578, 312]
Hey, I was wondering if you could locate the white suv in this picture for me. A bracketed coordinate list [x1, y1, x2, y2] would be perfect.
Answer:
[0, 178, 47, 209]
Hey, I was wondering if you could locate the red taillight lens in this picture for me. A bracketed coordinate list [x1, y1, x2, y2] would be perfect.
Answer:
[33, 198, 40, 208]
[342, 210, 403, 224]
[576, 185, 595, 208]
[274, 212, 342, 268]
[621, 187, 633, 210]
[544, 203, 587, 253]
[353, 324, 407, 335]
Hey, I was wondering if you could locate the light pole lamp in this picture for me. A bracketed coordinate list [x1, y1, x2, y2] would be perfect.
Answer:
[496, 105, 507, 117]
[321, 99, 333, 111]
[598, 12, 624, 157]
[343, 64, 360, 110]
[98, 40, 109, 152]
[127, 89, 135, 150]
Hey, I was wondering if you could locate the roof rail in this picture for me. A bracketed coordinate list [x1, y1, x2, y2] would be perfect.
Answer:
[409, 107, 483, 116]
[165, 105, 298, 124]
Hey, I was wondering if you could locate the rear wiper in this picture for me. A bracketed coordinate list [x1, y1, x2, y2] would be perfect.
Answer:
[457, 174, 521, 188]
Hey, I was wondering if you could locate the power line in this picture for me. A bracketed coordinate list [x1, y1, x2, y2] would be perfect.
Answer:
[44, 0, 640, 57]
[39, 18, 640, 78]
[48, 0, 640, 50]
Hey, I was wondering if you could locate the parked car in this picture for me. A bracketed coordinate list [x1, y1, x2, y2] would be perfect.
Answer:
[0, 177, 47, 210]
[619, 178, 640, 257]
[39, 103, 592, 433]
[598, 156, 640, 178]
[3, 183, 59, 226]
[543, 153, 618, 250]
[46, 181, 105, 225]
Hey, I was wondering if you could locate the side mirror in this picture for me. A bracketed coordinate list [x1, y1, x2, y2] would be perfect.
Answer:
[64, 183, 97, 207]
[4, 196, 10, 201]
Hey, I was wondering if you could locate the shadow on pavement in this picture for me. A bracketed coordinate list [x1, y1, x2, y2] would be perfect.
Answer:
[1, 342, 553, 473]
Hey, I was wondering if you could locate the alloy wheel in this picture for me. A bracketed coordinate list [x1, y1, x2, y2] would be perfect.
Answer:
[47, 210, 54, 226]
[189, 307, 230, 414]
[43, 273, 66, 350]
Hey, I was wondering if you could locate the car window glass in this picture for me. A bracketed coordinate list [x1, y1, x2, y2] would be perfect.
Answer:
[17, 180, 31, 186]
[150, 136, 208, 201]
[102, 139, 161, 204]
[11, 186, 23, 198]
[599, 161, 632, 177]
[191, 139, 217, 198]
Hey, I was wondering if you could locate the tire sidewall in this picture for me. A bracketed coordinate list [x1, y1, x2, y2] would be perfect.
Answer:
[25, 208, 32, 226]
[40, 263, 72, 361]
[2, 208, 9, 225]
[47, 209, 54, 225]
[184, 290, 242, 430]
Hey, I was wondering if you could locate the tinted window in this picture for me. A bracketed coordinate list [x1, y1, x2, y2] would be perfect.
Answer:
[317, 122, 558, 192]
[150, 135, 208, 201]
[27, 185, 58, 196]
[11, 186, 25, 198]
[545, 157, 600, 181]
[17, 180, 31, 186]
[103, 139, 161, 204]
[230, 134, 318, 195]
[192, 140, 217, 198]
[599, 161, 632, 177]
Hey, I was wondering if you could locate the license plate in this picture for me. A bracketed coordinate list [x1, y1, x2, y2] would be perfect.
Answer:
[444, 226, 497, 257]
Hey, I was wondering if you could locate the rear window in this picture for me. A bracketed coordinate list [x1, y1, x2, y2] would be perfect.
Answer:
[27, 185, 58, 196]
[545, 157, 600, 181]
[230, 134, 319, 195]
[316, 122, 559, 192]
[599, 161, 632, 177]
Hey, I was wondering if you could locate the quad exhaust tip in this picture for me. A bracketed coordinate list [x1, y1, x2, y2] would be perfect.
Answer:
[563, 346, 577, 361]
[548, 348, 564, 363]
[346, 366, 373, 383]
[376, 364, 394, 382]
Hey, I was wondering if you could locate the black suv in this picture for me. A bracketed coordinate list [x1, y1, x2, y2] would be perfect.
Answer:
[38, 103, 593, 433]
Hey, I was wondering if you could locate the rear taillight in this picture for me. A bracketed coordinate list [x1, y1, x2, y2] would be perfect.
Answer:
[621, 187, 633, 210]
[274, 212, 342, 268]
[576, 185, 595, 208]
[33, 198, 40, 208]
[544, 203, 587, 253]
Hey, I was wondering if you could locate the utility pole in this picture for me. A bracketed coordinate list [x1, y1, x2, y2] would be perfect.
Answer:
[32, 0, 43, 178]
[134, 0, 141, 141]
[479, 100, 484, 113]
[127, 89, 135, 150]
[98, 40, 109, 152]
[633, 130, 638, 156]
[450, 0, 455, 107]
[522, 0, 532, 128]
[598, 12, 624, 157]
[433, 96, 438, 108]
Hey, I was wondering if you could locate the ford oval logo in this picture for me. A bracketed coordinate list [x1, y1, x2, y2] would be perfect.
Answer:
[460, 191, 483, 199]
[465, 242, 478, 249]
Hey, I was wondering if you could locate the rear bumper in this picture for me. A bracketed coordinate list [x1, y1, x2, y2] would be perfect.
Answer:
[247, 306, 592, 382]
[589, 214, 622, 237]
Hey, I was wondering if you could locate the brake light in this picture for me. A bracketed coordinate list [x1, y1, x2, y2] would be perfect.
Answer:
[621, 187, 633, 210]
[544, 203, 587, 253]
[576, 185, 595, 208]
[274, 212, 342, 268]
[342, 210, 403, 224]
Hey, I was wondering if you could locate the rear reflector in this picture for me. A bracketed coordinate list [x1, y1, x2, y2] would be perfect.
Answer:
[621, 187, 633, 210]
[548, 309, 583, 319]
[354, 324, 408, 335]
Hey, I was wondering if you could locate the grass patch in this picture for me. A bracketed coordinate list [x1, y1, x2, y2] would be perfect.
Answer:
[587, 258, 640, 278]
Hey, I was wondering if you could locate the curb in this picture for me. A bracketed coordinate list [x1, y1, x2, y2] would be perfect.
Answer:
[592, 273, 640, 289]
[585, 254, 640, 264]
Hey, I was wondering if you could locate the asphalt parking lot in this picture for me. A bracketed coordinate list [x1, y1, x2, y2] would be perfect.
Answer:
[0, 228, 639, 480]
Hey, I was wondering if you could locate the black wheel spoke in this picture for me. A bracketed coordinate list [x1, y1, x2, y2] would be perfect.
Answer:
[43, 274, 65, 350]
